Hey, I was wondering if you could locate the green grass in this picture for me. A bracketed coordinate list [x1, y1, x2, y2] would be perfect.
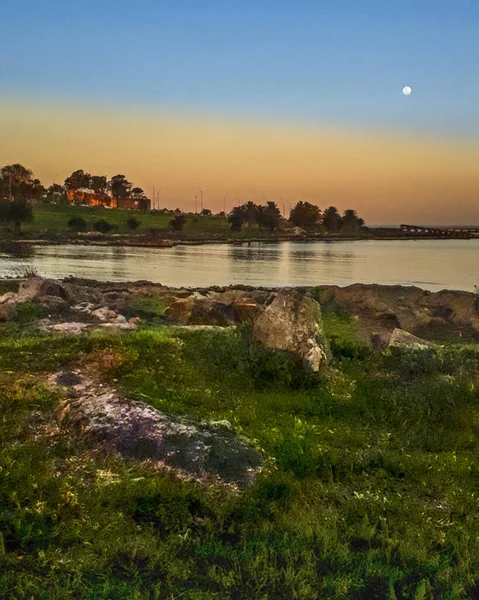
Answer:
[7, 204, 278, 240]
[2, 323, 479, 598]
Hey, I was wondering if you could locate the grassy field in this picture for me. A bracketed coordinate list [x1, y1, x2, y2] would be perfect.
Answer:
[18, 204, 276, 240]
[0, 203, 387, 242]
[1, 306, 479, 598]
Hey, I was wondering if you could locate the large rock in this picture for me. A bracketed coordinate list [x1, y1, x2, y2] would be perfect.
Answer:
[165, 290, 268, 326]
[63, 283, 103, 306]
[317, 284, 479, 340]
[387, 328, 433, 350]
[18, 277, 67, 301]
[50, 371, 263, 489]
[253, 290, 330, 371]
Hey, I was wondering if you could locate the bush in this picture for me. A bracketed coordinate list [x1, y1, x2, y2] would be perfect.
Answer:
[169, 215, 186, 231]
[126, 217, 140, 231]
[67, 216, 87, 232]
[93, 219, 114, 234]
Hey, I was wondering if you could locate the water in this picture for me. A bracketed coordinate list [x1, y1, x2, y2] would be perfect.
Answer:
[0, 239, 478, 292]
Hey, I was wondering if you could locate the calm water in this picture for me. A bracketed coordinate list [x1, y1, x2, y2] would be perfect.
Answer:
[0, 240, 478, 292]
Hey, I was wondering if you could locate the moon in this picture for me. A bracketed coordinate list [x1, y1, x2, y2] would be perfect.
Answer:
[402, 86, 412, 96]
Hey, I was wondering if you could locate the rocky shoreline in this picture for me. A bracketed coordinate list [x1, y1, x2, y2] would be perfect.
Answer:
[0, 232, 465, 251]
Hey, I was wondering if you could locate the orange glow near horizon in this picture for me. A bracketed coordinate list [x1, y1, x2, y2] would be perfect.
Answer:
[1, 96, 478, 225]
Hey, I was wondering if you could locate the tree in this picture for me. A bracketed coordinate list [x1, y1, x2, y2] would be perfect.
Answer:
[228, 205, 246, 232]
[200, 208, 212, 216]
[263, 201, 281, 232]
[1, 199, 34, 235]
[289, 201, 321, 230]
[340, 209, 365, 234]
[110, 174, 131, 200]
[47, 183, 65, 196]
[31, 179, 45, 202]
[169, 215, 186, 231]
[130, 187, 145, 199]
[0, 164, 34, 200]
[244, 201, 257, 230]
[90, 175, 108, 194]
[323, 206, 342, 233]
[64, 170, 91, 190]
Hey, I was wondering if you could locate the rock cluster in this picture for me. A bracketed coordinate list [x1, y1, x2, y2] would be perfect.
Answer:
[165, 288, 331, 370]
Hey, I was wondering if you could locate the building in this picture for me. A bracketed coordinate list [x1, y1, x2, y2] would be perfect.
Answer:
[66, 189, 150, 210]
[66, 188, 116, 207]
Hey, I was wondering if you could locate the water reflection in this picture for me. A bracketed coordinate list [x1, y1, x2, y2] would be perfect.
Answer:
[0, 240, 478, 292]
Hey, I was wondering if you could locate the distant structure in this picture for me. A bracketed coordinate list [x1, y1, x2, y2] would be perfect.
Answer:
[66, 188, 150, 210]
[400, 224, 479, 238]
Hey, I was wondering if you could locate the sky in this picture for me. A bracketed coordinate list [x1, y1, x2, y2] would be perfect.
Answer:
[1, 0, 478, 224]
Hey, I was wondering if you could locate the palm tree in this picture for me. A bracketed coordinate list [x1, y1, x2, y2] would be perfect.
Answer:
[323, 206, 342, 233]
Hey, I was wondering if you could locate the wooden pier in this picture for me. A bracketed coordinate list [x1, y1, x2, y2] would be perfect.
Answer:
[400, 224, 479, 239]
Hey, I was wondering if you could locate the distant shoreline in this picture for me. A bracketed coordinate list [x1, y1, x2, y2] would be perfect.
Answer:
[2, 233, 478, 250]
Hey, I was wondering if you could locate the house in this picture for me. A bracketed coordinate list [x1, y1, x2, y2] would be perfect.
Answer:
[66, 188, 117, 208]
[66, 189, 151, 210]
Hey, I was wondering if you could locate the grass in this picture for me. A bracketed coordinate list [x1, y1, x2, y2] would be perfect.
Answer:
[8, 204, 278, 240]
[1, 320, 479, 598]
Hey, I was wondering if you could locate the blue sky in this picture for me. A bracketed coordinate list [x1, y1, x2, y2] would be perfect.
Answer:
[1, 0, 478, 137]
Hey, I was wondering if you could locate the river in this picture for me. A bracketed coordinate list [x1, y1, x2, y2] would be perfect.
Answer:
[0, 239, 478, 292]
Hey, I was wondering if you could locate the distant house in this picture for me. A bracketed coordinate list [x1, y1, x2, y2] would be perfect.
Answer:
[66, 189, 150, 210]
[66, 188, 116, 208]
[116, 196, 151, 211]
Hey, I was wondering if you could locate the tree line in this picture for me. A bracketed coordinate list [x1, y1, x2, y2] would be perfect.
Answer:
[0, 163, 148, 205]
[227, 200, 364, 234]
[0, 162, 366, 236]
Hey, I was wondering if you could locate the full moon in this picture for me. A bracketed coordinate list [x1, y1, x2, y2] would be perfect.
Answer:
[402, 86, 412, 96]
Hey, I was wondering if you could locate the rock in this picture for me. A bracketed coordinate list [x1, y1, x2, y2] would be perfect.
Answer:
[38, 320, 90, 334]
[63, 283, 103, 306]
[72, 302, 96, 315]
[91, 307, 119, 322]
[317, 284, 479, 342]
[36, 295, 68, 314]
[253, 290, 330, 371]
[164, 289, 269, 326]
[100, 322, 137, 330]
[50, 371, 264, 489]
[387, 328, 433, 350]
[18, 277, 66, 301]
[0, 292, 17, 305]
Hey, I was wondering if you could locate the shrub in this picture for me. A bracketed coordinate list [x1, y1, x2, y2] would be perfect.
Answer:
[67, 216, 87, 232]
[126, 217, 141, 231]
[169, 215, 186, 231]
[93, 219, 114, 234]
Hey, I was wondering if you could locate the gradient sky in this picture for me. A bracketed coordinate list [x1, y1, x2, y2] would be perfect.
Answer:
[1, 1, 478, 224]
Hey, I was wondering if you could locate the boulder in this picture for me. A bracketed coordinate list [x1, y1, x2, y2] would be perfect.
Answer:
[164, 289, 269, 326]
[50, 371, 264, 489]
[387, 328, 433, 350]
[36, 295, 68, 314]
[91, 307, 121, 322]
[18, 277, 66, 301]
[63, 283, 103, 306]
[0, 292, 17, 305]
[253, 290, 330, 371]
